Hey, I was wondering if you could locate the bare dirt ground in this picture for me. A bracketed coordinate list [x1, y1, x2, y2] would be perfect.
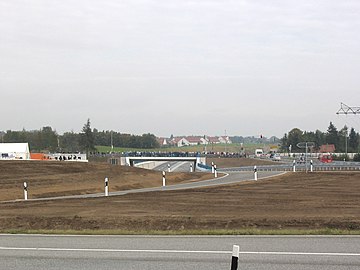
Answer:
[1, 159, 360, 231]
[0, 161, 212, 201]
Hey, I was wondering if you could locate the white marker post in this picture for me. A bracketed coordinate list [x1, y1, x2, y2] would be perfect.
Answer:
[190, 163, 193, 173]
[167, 164, 171, 173]
[23, 182, 28, 200]
[104, 177, 109, 197]
[214, 164, 218, 178]
[231, 245, 239, 270]
[310, 160, 313, 172]
[162, 171, 166, 187]
[211, 162, 215, 174]
[293, 160, 296, 172]
[254, 165, 258, 181]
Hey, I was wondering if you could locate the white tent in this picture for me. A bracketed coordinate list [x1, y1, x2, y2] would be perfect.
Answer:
[0, 143, 30, 160]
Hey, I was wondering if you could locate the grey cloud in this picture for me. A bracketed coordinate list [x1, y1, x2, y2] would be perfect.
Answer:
[1, 0, 360, 136]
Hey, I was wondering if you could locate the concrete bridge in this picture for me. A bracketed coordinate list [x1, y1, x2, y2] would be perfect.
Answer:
[120, 156, 206, 170]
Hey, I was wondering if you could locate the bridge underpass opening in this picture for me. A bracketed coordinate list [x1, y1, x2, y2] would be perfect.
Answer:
[120, 156, 206, 172]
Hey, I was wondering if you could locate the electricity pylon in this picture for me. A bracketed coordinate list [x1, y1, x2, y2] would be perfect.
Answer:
[336, 102, 360, 115]
[336, 102, 360, 157]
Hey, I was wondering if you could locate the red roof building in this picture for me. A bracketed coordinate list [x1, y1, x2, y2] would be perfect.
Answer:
[319, 144, 336, 153]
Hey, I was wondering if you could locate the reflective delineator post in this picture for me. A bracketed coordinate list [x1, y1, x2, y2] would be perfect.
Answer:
[104, 177, 109, 197]
[293, 160, 296, 172]
[214, 164, 218, 178]
[23, 182, 28, 200]
[254, 165, 258, 181]
[310, 160, 313, 172]
[211, 162, 215, 174]
[190, 163, 193, 173]
[231, 245, 239, 270]
[168, 164, 171, 173]
[162, 171, 166, 187]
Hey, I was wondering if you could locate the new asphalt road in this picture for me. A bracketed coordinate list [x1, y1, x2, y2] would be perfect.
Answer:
[0, 234, 359, 270]
[4, 170, 284, 202]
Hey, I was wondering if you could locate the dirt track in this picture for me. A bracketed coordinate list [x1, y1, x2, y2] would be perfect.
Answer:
[1, 159, 360, 231]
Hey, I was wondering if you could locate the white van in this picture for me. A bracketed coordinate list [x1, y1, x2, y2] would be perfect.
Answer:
[255, 149, 263, 158]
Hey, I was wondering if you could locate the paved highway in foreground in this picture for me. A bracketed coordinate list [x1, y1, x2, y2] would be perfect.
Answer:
[0, 235, 359, 270]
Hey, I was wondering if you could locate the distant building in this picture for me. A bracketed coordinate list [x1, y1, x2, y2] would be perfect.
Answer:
[319, 144, 336, 153]
[157, 137, 168, 146]
[206, 136, 220, 144]
[168, 137, 183, 147]
[217, 136, 232, 144]
[176, 137, 191, 147]
[185, 136, 203, 146]
[0, 143, 30, 160]
[160, 135, 233, 148]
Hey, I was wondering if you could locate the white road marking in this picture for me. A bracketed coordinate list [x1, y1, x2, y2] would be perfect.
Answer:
[0, 247, 360, 257]
[0, 247, 228, 254]
[240, 251, 360, 257]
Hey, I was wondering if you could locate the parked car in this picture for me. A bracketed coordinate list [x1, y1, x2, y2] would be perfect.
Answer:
[297, 155, 306, 164]
[270, 153, 281, 161]
[319, 153, 333, 163]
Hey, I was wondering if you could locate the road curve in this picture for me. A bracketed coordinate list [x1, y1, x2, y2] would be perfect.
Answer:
[2, 171, 285, 203]
[1, 234, 359, 270]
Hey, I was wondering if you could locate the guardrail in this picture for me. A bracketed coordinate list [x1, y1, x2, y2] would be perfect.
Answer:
[220, 164, 360, 172]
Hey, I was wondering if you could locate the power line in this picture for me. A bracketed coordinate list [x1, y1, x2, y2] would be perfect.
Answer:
[336, 102, 360, 115]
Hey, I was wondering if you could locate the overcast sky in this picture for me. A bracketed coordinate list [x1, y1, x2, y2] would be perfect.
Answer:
[1, 0, 360, 137]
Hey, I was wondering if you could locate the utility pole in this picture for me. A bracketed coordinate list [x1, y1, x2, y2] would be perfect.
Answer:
[345, 127, 348, 160]
[110, 131, 114, 153]
[224, 129, 227, 153]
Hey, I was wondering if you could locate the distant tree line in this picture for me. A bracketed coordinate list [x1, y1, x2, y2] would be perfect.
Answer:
[0, 119, 159, 153]
[280, 122, 360, 153]
[2, 127, 58, 152]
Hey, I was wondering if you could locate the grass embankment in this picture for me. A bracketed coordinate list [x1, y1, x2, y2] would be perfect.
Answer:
[2, 228, 360, 235]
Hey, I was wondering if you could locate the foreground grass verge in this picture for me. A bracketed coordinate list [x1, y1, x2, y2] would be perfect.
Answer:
[1, 228, 360, 235]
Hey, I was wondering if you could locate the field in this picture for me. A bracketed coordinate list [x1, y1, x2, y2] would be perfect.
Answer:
[95, 143, 268, 155]
[1, 159, 360, 233]
[0, 161, 213, 201]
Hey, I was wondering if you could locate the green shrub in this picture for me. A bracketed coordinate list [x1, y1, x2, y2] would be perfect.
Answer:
[332, 154, 349, 161]
[353, 153, 360, 162]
